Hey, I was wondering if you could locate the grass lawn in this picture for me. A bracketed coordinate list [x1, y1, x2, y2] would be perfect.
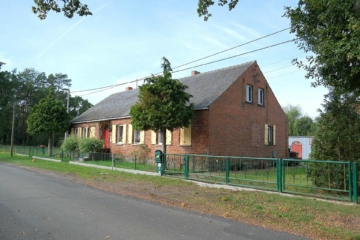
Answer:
[1, 153, 360, 239]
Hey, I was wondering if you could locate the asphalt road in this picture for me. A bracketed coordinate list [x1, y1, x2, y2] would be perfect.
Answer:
[0, 163, 307, 240]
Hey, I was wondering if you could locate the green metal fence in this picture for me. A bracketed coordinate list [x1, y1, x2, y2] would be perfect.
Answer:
[163, 154, 359, 203]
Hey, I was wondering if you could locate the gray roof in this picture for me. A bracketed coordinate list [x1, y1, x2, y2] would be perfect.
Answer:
[71, 61, 255, 123]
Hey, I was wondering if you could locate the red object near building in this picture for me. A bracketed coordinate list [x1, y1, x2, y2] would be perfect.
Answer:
[291, 141, 302, 159]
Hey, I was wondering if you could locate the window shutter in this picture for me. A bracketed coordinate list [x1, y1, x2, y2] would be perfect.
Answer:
[112, 125, 116, 143]
[184, 126, 191, 145]
[151, 131, 156, 144]
[78, 128, 82, 138]
[180, 128, 185, 145]
[90, 127, 95, 138]
[273, 125, 276, 146]
[122, 125, 127, 143]
[71, 128, 74, 135]
[166, 130, 172, 145]
[264, 124, 269, 145]
[140, 131, 145, 144]
[128, 124, 133, 144]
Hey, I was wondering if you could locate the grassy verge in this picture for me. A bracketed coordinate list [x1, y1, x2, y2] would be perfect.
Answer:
[1, 153, 360, 240]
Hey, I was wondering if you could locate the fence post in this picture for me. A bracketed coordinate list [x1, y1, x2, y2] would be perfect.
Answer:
[134, 155, 137, 170]
[226, 157, 230, 184]
[277, 158, 283, 193]
[353, 162, 358, 204]
[112, 154, 114, 170]
[184, 155, 189, 180]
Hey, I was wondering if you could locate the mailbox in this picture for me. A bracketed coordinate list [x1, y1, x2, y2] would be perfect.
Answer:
[155, 150, 163, 163]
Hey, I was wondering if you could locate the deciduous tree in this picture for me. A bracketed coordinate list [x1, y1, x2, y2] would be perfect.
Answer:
[27, 87, 70, 156]
[32, 0, 92, 19]
[284, 0, 360, 93]
[130, 57, 194, 154]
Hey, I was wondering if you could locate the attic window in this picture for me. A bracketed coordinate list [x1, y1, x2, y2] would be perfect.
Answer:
[246, 85, 253, 103]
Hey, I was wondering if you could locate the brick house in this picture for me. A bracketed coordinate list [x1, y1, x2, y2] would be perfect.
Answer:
[70, 61, 288, 158]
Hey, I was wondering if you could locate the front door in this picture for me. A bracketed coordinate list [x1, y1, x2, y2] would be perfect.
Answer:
[103, 128, 109, 148]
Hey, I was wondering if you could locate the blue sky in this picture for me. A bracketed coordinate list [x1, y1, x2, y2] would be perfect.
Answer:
[0, 0, 327, 119]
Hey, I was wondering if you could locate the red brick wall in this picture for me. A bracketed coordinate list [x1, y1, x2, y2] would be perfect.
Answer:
[208, 62, 288, 158]
[71, 62, 288, 158]
[71, 111, 209, 158]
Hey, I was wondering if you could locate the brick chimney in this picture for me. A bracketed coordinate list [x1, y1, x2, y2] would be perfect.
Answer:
[191, 71, 200, 76]
[125, 86, 133, 91]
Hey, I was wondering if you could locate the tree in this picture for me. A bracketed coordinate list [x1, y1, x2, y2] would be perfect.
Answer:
[310, 88, 360, 161]
[197, 0, 239, 20]
[284, 1, 360, 93]
[309, 88, 360, 191]
[27, 87, 70, 156]
[32, 0, 92, 20]
[295, 116, 315, 136]
[283, 104, 316, 136]
[0, 69, 19, 145]
[68, 96, 93, 120]
[31, 0, 239, 21]
[283, 104, 302, 135]
[130, 57, 194, 154]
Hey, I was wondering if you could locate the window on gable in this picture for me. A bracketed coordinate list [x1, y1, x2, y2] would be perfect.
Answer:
[246, 85, 253, 103]
[258, 88, 264, 105]
[264, 124, 276, 146]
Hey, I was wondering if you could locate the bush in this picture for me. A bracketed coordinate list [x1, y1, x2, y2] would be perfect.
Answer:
[78, 138, 103, 153]
[61, 135, 79, 151]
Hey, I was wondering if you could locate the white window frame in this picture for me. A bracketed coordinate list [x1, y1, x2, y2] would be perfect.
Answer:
[117, 125, 124, 144]
[246, 85, 253, 103]
[258, 88, 264, 105]
[157, 131, 163, 145]
[268, 126, 273, 145]
[82, 127, 87, 138]
[134, 130, 141, 144]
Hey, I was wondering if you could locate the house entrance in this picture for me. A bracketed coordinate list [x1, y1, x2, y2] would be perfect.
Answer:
[103, 128, 110, 148]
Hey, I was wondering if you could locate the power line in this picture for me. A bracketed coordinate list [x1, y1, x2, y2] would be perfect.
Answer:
[71, 28, 290, 94]
[76, 39, 294, 97]
[171, 27, 290, 70]
[266, 69, 303, 79]
[171, 40, 293, 74]
[263, 64, 293, 74]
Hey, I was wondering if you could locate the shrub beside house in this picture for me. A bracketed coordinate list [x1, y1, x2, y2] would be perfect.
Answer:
[70, 61, 288, 159]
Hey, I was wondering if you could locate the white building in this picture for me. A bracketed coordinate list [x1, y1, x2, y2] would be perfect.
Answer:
[288, 136, 314, 159]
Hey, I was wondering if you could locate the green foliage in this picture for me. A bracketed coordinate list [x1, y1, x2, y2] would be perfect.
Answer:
[68, 96, 93, 120]
[27, 87, 70, 155]
[284, 1, 360, 92]
[78, 137, 103, 153]
[27, 87, 70, 136]
[309, 89, 360, 190]
[283, 104, 316, 136]
[131, 144, 150, 164]
[61, 134, 79, 151]
[197, 0, 239, 21]
[32, 0, 92, 20]
[130, 57, 194, 153]
[310, 89, 360, 161]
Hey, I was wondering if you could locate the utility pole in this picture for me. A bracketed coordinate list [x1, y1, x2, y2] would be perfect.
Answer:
[10, 102, 15, 157]
[64, 89, 70, 139]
